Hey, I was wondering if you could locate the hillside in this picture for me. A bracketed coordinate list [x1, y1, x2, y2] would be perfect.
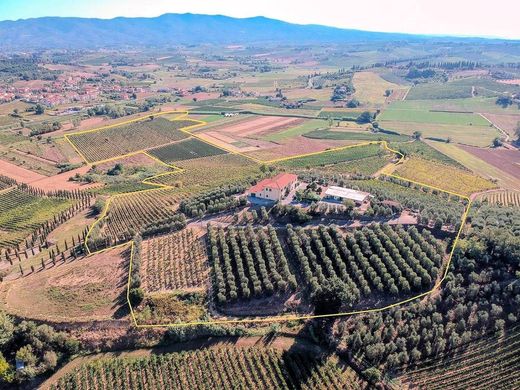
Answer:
[0, 13, 494, 50]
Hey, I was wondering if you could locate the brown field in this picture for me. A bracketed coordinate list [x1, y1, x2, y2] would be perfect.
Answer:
[480, 112, 520, 138]
[244, 136, 354, 161]
[459, 145, 520, 180]
[208, 115, 305, 137]
[386, 88, 409, 103]
[94, 152, 166, 171]
[0, 158, 97, 191]
[497, 79, 520, 85]
[197, 131, 273, 153]
[0, 158, 46, 182]
[30, 165, 101, 191]
[0, 246, 128, 322]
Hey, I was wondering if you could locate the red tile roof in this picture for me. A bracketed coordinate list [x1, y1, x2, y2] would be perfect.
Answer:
[248, 173, 298, 193]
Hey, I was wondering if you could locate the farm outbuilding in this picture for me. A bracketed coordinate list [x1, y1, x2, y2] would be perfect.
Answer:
[323, 186, 371, 205]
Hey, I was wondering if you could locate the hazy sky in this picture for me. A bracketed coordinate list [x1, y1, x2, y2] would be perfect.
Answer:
[1, 0, 519, 39]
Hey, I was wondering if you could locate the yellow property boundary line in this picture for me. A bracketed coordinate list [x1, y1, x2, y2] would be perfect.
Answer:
[65, 111, 471, 328]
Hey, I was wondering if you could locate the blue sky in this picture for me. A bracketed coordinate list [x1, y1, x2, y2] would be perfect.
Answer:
[1, 0, 519, 39]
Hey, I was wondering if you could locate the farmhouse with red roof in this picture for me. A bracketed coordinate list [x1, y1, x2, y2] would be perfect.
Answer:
[247, 173, 298, 201]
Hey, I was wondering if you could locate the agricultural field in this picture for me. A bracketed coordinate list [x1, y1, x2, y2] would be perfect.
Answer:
[317, 108, 366, 120]
[396, 327, 520, 390]
[244, 136, 354, 161]
[148, 137, 227, 162]
[352, 71, 407, 107]
[0, 245, 128, 322]
[209, 223, 447, 313]
[458, 145, 520, 180]
[476, 190, 520, 207]
[0, 187, 76, 249]
[377, 100, 502, 147]
[47, 346, 365, 390]
[262, 118, 329, 142]
[378, 107, 489, 126]
[1, 21, 520, 390]
[66, 117, 196, 162]
[304, 129, 409, 142]
[149, 153, 262, 190]
[285, 225, 445, 307]
[209, 225, 296, 307]
[92, 188, 184, 245]
[405, 77, 520, 100]
[395, 157, 496, 196]
[140, 229, 209, 292]
[429, 142, 520, 190]
[388, 140, 464, 168]
[275, 143, 387, 168]
[319, 155, 392, 176]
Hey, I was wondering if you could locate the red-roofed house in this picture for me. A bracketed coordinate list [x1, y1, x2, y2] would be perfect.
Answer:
[247, 173, 298, 201]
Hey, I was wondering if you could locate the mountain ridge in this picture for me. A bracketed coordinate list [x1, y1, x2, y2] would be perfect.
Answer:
[0, 12, 513, 50]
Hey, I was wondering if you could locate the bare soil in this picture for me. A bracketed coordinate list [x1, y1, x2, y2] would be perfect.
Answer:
[459, 145, 520, 180]
[0, 246, 129, 322]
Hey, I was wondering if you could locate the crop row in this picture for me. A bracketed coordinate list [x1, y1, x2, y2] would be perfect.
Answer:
[50, 347, 363, 390]
[209, 225, 297, 303]
[286, 224, 443, 305]
[68, 117, 193, 162]
[398, 327, 520, 390]
[140, 229, 209, 292]
[148, 137, 227, 162]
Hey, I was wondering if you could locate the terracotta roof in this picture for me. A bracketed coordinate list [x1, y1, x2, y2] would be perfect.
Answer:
[248, 173, 298, 193]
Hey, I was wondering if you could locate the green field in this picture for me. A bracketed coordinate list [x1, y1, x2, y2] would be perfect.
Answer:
[378, 99, 500, 147]
[389, 140, 464, 168]
[262, 119, 328, 142]
[378, 108, 489, 126]
[304, 129, 409, 142]
[380, 121, 498, 147]
[406, 77, 520, 100]
[388, 97, 520, 114]
[320, 155, 391, 176]
[276, 144, 385, 168]
[148, 137, 228, 162]
[317, 109, 365, 119]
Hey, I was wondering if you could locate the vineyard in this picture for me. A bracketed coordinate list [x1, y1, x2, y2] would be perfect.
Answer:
[388, 140, 464, 168]
[396, 327, 520, 390]
[0, 174, 17, 190]
[208, 225, 297, 304]
[476, 190, 520, 207]
[49, 347, 365, 390]
[149, 153, 262, 191]
[276, 144, 386, 168]
[319, 155, 391, 176]
[148, 137, 227, 162]
[0, 187, 75, 249]
[395, 157, 496, 196]
[286, 224, 444, 305]
[67, 117, 195, 162]
[94, 189, 185, 245]
[140, 229, 209, 292]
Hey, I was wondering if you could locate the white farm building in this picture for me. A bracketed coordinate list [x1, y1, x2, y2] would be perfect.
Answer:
[323, 186, 371, 205]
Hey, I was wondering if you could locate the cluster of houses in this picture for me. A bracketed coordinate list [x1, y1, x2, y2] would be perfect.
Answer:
[247, 173, 371, 206]
[0, 72, 148, 106]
